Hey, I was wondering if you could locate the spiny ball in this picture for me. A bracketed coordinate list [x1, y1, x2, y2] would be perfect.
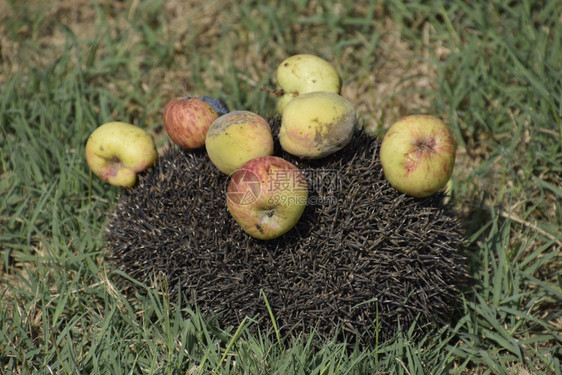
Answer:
[106, 117, 469, 344]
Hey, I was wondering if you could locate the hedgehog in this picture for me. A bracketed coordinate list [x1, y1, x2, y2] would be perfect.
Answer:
[105, 116, 469, 344]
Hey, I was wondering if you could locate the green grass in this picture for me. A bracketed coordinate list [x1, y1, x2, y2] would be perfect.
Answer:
[1, 0, 561, 374]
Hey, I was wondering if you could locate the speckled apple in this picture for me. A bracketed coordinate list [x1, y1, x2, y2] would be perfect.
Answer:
[279, 91, 356, 159]
[379, 115, 457, 198]
[205, 111, 274, 175]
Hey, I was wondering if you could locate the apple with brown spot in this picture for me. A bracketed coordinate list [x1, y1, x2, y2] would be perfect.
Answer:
[85, 122, 158, 187]
[205, 111, 274, 175]
[379, 115, 456, 198]
[279, 91, 356, 159]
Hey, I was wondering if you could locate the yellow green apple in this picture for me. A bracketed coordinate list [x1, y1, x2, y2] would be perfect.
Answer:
[205, 110, 274, 175]
[85, 122, 158, 187]
[226, 156, 308, 240]
[276, 54, 342, 113]
[279, 91, 356, 159]
[379, 115, 457, 198]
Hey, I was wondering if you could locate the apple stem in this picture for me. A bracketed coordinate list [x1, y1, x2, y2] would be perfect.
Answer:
[260, 86, 285, 97]
[181, 78, 193, 99]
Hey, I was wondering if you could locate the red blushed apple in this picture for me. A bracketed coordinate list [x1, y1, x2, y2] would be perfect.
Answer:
[226, 156, 308, 240]
[379, 115, 456, 198]
[163, 96, 219, 150]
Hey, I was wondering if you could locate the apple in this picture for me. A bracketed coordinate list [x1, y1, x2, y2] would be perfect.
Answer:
[163, 95, 219, 150]
[226, 156, 308, 240]
[276, 54, 342, 114]
[85, 121, 158, 187]
[205, 110, 274, 175]
[379, 115, 457, 198]
[279, 91, 356, 159]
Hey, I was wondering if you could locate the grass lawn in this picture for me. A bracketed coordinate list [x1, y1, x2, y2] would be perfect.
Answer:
[1, 0, 561, 373]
